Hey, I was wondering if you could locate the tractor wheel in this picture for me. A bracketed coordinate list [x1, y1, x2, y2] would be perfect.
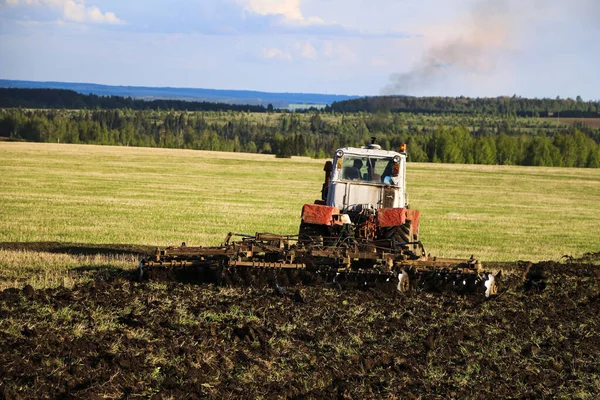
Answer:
[381, 221, 412, 248]
[381, 220, 424, 259]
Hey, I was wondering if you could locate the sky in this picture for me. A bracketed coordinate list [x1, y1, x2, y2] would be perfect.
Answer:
[0, 0, 599, 99]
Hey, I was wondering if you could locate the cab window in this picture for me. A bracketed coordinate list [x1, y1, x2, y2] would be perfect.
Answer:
[339, 156, 396, 183]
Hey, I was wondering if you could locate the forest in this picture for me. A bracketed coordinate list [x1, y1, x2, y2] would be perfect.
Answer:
[1, 107, 599, 168]
[3, 88, 600, 117]
[330, 95, 600, 118]
[1, 88, 600, 167]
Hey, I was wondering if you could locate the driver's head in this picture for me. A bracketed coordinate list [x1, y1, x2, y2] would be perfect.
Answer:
[353, 159, 363, 169]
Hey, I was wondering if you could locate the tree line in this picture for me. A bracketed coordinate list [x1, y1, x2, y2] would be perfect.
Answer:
[1, 108, 599, 168]
[330, 95, 600, 118]
[3, 88, 600, 119]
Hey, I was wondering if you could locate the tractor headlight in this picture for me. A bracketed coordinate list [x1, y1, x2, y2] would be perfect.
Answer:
[393, 155, 401, 163]
[336, 150, 344, 158]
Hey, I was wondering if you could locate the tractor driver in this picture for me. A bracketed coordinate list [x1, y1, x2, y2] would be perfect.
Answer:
[381, 159, 397, 185]
[349, 159, 363, 180]
[342, 159, 363, 180]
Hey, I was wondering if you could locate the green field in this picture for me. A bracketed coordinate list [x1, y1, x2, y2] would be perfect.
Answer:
[1, 142, 599, 265]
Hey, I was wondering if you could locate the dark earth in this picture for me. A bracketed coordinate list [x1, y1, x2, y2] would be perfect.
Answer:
[1, 246, 599, 399]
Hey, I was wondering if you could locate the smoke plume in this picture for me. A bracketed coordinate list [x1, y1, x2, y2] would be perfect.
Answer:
[382, 0, 596, 96]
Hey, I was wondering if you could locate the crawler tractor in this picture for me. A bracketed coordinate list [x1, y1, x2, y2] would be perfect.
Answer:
[139, 139, 498, 296]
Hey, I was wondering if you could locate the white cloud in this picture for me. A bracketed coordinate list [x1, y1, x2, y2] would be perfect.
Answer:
[260, 40, 345, 64]
[238, 0, 331, 30]
[239, 0, 304, 21]
[296, 40, 317, 59]
[321, 40, 357, 65]
[2, 0, 123, 24]
[261, 47, 292, 62]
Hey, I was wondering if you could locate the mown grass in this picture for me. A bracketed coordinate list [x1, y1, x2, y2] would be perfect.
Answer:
[1, 142, 599, 274]
[0, 250, 136, 290]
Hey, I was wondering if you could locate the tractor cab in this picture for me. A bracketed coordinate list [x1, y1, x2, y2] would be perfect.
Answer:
[325, 141, 408, 214]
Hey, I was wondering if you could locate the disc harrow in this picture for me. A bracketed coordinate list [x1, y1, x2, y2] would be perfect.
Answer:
[138, 232, 498, 296]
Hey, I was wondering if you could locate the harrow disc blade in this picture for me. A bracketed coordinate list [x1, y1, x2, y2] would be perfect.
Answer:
[484, 274, 498, 297]
[397, 271, 410, 293]
[406, 270, 492, 295]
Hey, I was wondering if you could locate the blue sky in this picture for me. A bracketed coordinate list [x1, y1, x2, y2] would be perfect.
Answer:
[0, 0, 598, 99]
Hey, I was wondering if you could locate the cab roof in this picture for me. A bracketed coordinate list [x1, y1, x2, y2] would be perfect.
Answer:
[336, 147, 405, 158]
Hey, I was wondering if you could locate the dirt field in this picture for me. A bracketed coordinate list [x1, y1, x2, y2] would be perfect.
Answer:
[1, 248, 599, 399]
[542, 117, 600, 128]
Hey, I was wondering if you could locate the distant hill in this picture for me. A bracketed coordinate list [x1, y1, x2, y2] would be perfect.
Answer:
[0, 79, 359, 109]
[0, 88, 268, 112]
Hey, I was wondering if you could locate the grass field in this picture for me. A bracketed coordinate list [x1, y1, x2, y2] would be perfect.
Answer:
[1, 142, 599, 269]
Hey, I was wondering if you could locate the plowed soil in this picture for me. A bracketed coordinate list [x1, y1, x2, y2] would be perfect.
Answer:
[1, 253, 599, 399]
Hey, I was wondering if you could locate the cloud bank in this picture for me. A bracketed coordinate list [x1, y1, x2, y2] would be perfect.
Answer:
[2, 0, 413, 39]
